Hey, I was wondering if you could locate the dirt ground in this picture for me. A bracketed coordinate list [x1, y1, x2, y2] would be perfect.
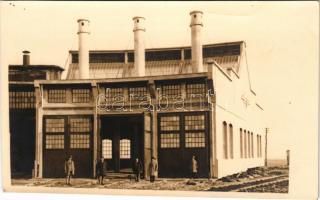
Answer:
[11, 166, 289, 193]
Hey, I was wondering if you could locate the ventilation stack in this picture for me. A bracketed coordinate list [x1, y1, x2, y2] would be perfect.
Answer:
[133, 16, 146, 77]
[77, 19, 90, 79]
[190, 11, 204, 73]
[22, 50, 30, 65]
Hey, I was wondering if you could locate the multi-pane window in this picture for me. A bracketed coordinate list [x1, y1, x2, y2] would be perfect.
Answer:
[185, 115, 205, 130]
[185, 132, 205, 148]
[70, 134, 90, 149]
[102, 139, 112, 159]
[45, 118, 65, 133]
[160, 133, 180, 148]
[129, 87, 149, 103]
[48, 89, 66, 103]
[185, 115, 206, 148]
[9, 91, 35, 109]
[120, 139, 131, 159]
[186, 83, 206, 99]
[45, 135, 64, 149]
[160, 84, 181, 101]
[105, 87, 124, 103]
[160, 116, 180, 131]
[69, 118, 91, 132]
[72, 89, 91, 103]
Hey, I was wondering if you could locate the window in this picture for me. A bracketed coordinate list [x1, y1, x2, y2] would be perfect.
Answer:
[160, 133, 180, 148]
[72, 89, 91, 103]
[185, 115, 205, 130]
[70, 134, 90, 149]
[105, 87, 124, 103]
[160, 84, 181, 101]
[185, 132, 205, 148]
[223, 122, 228, 159]
[69, 117, 91, 132]
[45, 118, 65, 133]
[186, 83, 206, 99]
[248, 132, 251, 158]
[251, 133, 254, 158]
[102, 139, 112, 159]
[240, 129, 243, 158]
[120, 139, 131, 159]
[48, 89, 66, 103]
[257, 135, 260, 157]
[45, 135, 64, 149]
[9, 91, 35, 109]
[229, 124, 233, 159]
[244, 130, 247, 158]
[129, 87, 149, 103]
[160, 116, 180, 131]
[184, 115, 206, 148]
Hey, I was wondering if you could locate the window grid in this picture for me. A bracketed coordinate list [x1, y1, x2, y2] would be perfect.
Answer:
[186, 83, 206, 99]
[185, 132, 205, 148]
[102, 139, 112, 159]
[69, 118, 91, 132]
[45, 135, 64, 149]
[129, 87, 150, 103]
[105, 88, 124, 103]
[70, 134, 90, 149]
[185, 115, 205, 130]
[9, 91, 35, 109]
[160, 84, 181, 101]
[120, 139, 131, 159]
[72, 89, 91, 103]
[160, 116, 180, 131]
[160, 133, 180, 148]
[45, 118, 65, 133]
[48, 89, 66, 103]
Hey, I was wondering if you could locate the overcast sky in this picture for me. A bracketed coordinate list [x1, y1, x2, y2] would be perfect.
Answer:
[0, 1, 318, 159]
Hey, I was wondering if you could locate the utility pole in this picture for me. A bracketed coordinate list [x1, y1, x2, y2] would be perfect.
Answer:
[265, 128, 269, 167]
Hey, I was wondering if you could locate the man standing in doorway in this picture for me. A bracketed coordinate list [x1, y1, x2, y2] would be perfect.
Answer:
[132, 158, 142, 182]
[96, 157, 107, 185]
[65, 155, 75, 185]
[191, 155, 198, 179]
[149, 156, 158, 183]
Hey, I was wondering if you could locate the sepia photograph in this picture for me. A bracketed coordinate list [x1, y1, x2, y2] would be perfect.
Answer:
[0, 1, 318, 199]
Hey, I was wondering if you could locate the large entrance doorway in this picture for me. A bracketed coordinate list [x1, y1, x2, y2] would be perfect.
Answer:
[100, 115, 144, 173]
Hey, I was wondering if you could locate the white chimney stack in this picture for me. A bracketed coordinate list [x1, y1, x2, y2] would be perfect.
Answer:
[133, 16, 146, 77]
[77, 19, 90, 79]
[190, 11, 203, 73]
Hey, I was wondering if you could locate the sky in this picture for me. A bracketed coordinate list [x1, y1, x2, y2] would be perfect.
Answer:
[0, 1, 318, 160]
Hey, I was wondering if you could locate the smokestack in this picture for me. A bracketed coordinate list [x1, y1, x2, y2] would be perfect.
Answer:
[22, 50, 30, 65]
[77, 19, 90, 79]
[133, 16, 145, 77]
[190, 11, 203, 73]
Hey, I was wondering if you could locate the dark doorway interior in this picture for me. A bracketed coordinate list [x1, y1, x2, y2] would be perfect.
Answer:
[100, 115, 144, 174]
[10, 110, 35, 178]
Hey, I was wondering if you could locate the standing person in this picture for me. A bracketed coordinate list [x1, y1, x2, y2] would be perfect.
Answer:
[96, 157, 107, 185]
[149, 156, 158, 183]
[65, 155, 75, 185]
[191, 155, 198, 179]
[132, 158, 142, 182]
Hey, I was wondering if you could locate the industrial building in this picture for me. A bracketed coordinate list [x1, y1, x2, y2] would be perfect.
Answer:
[9, 11, 266, 179]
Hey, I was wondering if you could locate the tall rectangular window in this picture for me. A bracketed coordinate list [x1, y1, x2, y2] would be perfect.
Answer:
[160, 115, 180, 148]
[72, 89, 91, 103]
[240, 129, 243, 158]
[251, 133, 254, 158]
[248, 132, 251, 158]
[229, 124, 233, 159]
[48, 89, 66, 103]
[120, 139, 131, 159]
[223, 122, 228, 159]
[102, 139, 112, 159]
[244, 130, 247, 158]
[257, 135, 260, 157]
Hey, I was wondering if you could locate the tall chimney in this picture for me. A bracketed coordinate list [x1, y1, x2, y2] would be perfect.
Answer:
[190, 11, 203, 73]
[22, 50, 30, 65]
[133, 16, 145, 77]
[77, 19, 90, 79]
